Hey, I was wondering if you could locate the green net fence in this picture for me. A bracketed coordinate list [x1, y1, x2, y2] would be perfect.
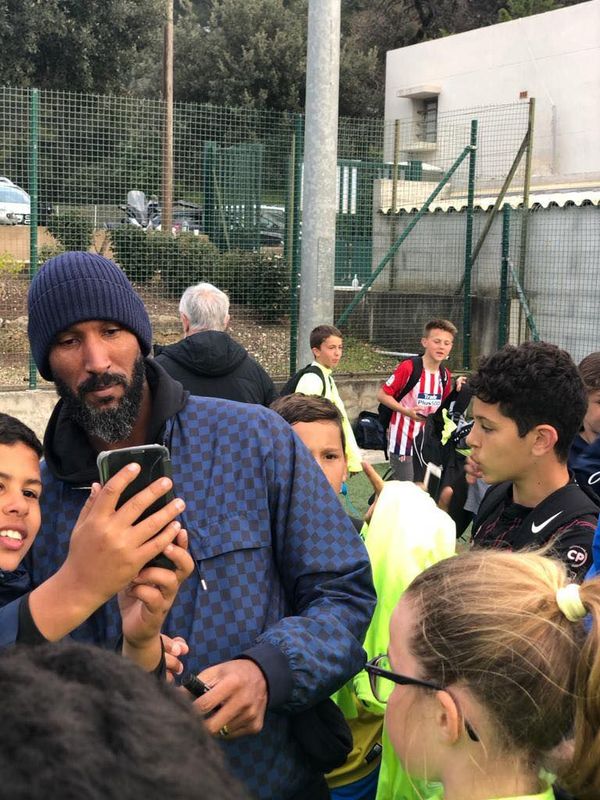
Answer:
[0, 87, 298, 388]
[0, 87, 597, 389]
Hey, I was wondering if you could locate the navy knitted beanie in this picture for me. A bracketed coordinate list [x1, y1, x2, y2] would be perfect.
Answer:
[27, 251, 153, 380]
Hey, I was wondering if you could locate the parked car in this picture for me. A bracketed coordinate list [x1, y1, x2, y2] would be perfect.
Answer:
[154, 201, 204, 234]
[0, 177, 30, 225]
[258, 205, 285, 246]
[224, 204, 285, 247]
[106, 192, 284, 247]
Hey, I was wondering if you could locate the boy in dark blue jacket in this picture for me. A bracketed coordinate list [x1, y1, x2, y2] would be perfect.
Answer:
[0, 414, 43, 604]
[0, 411, 193, 675]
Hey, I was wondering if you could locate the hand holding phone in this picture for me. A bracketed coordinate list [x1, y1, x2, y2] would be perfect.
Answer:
[41, 459, 186, 637]
[97, 444, 179, 570]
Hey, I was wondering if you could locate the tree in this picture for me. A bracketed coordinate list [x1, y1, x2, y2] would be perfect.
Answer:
[499, 0, 563, 22]
[0, 0, 165, 94]
[174, 0, 307, 112]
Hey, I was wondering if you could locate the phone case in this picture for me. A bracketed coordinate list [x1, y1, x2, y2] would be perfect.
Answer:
[96, 444, 176, 570]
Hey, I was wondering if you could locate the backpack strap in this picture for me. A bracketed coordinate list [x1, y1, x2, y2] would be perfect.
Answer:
[301, 364, 327, 397]
[439, 364, 449, 393]
[283, 363, 327, 397]
[397, 357, 448, 402]
[305, 364, 327, 397]
[395, 356, 422, 402]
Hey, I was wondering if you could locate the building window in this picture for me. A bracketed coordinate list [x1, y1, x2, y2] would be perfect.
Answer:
[416, 97, 438, 143]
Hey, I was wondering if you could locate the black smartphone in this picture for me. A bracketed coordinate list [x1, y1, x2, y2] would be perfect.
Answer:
[181, 674, 220, 718]
[96, 444, 177, 570]
[423, 462, 442, 502]
[182, 674, 211, 699]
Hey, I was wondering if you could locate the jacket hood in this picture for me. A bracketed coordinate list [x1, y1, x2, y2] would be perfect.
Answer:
[154, 330, 248, 377]
[43, 359, 188, 486]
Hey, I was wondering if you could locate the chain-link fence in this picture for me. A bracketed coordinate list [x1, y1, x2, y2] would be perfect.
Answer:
[336, 100, 600, 371]
[0, 87, 302, 388]
[0, 88, 597, 389]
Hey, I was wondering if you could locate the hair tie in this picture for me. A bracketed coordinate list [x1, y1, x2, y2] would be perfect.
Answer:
[556, 584, 587, 622]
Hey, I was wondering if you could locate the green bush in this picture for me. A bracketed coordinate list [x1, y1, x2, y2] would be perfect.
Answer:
[146, 232, 183, 291]
[38, 243, 65, 265]
[218, 250, 289, 323]
[111, 229, 220, 292]
[109, 226, 153, 283]
[109, 228, 288, 322]
[160, 234, 220, 299]
[46, 210, 94, 252]
[0, 252, 27, 275]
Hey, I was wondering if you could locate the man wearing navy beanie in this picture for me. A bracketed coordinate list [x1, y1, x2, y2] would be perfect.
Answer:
[16, 251, 375, 800]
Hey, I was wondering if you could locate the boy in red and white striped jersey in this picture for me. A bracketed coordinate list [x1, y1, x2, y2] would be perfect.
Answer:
[377, 319, 458, 481]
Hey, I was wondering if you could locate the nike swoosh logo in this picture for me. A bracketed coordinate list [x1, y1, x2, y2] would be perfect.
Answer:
[531, 511, 563, 534]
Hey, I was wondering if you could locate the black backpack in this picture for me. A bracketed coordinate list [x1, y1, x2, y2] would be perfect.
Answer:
[353, 410, 387, 455]
[280, 364, 326, 397]
[378, 356, 449, 455]
[413, 384, 473, 481]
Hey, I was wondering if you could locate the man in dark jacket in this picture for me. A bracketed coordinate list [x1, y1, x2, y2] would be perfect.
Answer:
[4, 252, 375, 800]
[154, 282, 277, 406]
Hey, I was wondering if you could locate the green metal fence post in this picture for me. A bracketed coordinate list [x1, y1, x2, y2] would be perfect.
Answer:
[517, 97, 535, 341]
[336, 141, 475, 327]
[498, 204, 510, 348]
[202, 142, 217, 245]
[462, 119, 478, 370]
[28, 88, 39, 389]
[289, 113, 304, 375]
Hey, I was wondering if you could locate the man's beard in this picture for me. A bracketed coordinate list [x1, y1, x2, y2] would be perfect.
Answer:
[54, 356, 146, 443]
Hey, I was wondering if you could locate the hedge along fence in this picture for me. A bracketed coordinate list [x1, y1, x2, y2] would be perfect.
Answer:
[109, 227, 289, 323]
[33, 211, 290, 324]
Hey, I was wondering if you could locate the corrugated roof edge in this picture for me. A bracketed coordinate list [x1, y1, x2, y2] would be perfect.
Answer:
[380, 190, 600, 215]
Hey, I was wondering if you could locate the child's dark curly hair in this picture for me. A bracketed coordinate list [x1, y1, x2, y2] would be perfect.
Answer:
[468, 341, 586, 462]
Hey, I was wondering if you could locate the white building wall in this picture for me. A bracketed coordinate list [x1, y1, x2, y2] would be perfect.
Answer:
[385, 0, 600, 184]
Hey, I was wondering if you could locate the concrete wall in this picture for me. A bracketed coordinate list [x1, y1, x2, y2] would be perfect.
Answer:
[0, 376, 392, 442]
[385, 0, 600, 183]
[0, 390, 57, 441]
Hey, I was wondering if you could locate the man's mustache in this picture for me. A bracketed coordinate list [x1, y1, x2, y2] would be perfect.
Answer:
[77, 372, 128, 397]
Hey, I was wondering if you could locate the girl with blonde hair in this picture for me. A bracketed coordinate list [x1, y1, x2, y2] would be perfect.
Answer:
[367, 550, 600, 800]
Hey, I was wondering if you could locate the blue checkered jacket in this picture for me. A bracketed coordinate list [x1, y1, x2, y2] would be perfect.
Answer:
[20, 370, 375, 799]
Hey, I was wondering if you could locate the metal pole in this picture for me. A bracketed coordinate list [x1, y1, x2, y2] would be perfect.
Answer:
[389, 119, 401, 289]
[470, 130, 528, 267]
[161, 0, 174, 234]
[518, 97, 535, 340]
[297, 0, 341, 368]
[498, 204, 510, 348]
[289, 115, 304, 376]
[507, 258, 540, 341]
[462, 119, 478, 369]
[337, 141, 474, 326]
[29, 88, 39, 390]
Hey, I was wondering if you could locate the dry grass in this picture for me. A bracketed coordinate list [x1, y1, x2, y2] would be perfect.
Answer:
[0, 273, 397, 388]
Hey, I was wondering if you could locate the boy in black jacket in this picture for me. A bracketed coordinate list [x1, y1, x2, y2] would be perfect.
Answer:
[467, 341, 598, 581]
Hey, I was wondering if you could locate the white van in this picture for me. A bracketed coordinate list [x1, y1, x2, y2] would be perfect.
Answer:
[0, 178, 31, 225]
